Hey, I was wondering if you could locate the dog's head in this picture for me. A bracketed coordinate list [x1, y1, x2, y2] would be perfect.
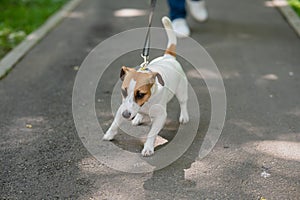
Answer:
[119, 66, 164, 120]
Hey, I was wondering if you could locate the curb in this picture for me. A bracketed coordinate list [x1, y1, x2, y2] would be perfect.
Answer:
[273, 0, 300, 37]
[0, 0, 82, 79]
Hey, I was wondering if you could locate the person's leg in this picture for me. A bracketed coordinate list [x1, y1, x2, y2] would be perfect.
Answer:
[167, 0, 186, 21]
[167, 0, 190, 37]
[187, 0, 208, 22]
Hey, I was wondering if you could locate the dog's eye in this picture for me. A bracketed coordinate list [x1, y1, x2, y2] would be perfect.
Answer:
[136, 91, 145, 99]
[121, 88, 127, 97]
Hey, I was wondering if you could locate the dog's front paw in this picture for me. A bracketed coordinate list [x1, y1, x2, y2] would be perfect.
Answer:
[141, 145, 154, 157]
[132, 114, 143, 126]
[179, 112, 189, 124]
[102, 130, 117, 141]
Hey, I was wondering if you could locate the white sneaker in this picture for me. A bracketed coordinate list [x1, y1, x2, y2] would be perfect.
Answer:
[187, 0, 208, 22]
[172, 18, 190, 38]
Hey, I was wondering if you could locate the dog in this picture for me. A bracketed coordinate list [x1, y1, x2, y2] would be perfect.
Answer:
[103, 16, 189, 156]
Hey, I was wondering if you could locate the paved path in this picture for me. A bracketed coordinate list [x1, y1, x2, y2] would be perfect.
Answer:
[1, 0, 299, 199]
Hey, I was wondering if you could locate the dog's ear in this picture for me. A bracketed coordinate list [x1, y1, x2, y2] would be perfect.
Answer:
[120, 66, 135, 81]
[120, 66, 128, 81]
[154, 72, 165, 86]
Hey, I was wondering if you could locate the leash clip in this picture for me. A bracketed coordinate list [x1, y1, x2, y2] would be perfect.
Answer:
[140, 54, 149, 70]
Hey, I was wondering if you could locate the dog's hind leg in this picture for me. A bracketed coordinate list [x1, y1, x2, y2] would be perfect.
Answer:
[176, 77, 189, 124]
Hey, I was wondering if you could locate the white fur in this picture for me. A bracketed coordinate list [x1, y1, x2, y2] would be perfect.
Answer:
[122, 79, 139, 119]
[103, 17, 189, 157]
[162, 16, 177, 49]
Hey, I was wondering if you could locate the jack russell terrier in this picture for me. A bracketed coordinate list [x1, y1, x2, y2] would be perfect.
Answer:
[103, 17, 189, 156]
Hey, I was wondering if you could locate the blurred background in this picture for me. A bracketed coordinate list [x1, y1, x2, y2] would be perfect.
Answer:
[0, 0, 69, 58]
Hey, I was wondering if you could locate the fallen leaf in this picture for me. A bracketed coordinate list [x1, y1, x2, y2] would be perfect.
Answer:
[26, 124, 32, 128]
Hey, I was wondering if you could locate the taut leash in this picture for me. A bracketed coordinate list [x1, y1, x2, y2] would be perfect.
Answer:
[140, 0, 157, 70]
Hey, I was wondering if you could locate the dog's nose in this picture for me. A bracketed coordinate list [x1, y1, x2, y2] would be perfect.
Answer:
[122, 110, 131, 119]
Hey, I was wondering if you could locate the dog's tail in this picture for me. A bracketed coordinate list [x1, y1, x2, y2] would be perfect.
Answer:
[162, 16, 176, 57]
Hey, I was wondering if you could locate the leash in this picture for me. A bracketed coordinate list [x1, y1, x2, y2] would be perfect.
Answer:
[140, 0, 157, 70]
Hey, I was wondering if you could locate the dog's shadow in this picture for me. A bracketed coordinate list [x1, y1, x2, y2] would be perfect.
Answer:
[110, 96, 208, 198]
[142, 115, 208, 199]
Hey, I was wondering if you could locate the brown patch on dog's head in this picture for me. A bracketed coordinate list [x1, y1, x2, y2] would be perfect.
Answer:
[120, 66, 137, 92]
[120, 66, 164, 106]
[134, 75, 154, 106]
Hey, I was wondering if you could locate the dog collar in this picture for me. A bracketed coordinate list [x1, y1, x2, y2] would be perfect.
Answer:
[136, 65, 152, 72]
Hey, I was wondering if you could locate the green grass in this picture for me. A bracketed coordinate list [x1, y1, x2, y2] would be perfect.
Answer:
[288, 0, 300, 16]
[0, 0, 69, 59]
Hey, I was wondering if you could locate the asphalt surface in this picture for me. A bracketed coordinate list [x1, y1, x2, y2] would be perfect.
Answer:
[1, 0, 300, 199]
